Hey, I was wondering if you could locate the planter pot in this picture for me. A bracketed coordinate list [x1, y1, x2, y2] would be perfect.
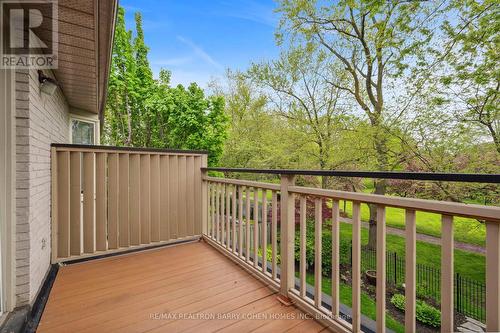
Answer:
[366, 270, 377, 285]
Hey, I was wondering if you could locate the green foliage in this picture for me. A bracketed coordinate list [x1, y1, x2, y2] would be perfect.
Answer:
[103, 7, 228, 165]
[294, 221, 351, 276]
[391, 294, 441, 328]
[259, 246, 281, 264]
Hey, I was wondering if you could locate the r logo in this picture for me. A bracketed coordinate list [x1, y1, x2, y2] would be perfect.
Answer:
[1, 1, 58, 68]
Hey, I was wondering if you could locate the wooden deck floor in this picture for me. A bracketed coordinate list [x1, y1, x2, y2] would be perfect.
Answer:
[38, 241, 328, 333]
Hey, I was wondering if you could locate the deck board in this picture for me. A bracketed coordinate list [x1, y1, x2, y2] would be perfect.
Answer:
[38, 241, 327, 333]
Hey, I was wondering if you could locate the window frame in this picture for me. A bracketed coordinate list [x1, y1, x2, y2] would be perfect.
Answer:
[69, 115, 99, 145]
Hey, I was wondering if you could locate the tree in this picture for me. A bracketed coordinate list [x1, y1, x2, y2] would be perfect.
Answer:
[276, 0, 441, 248]
[103, 6, 136, 146]
[249, 46, 363, 188]
[133, 12, 155, 147]
[103, 7, 229, 166]
[434, 0, 499, 153]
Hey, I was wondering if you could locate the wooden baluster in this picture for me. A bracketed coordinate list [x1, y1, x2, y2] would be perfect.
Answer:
[246, 187, 251, 262]
[279, 175, 295, 298]
[226, 184, 230, 248]
[314, 197, 322, 308]
[262, 190, 268, 274]
[300, 196, 307, 298]
[271, 190, 278, 280]
[254, 188, 259, 268]
[232, 185, 237, 253]
[352, 202, 361, 332]
[441, 215, 454, 333]
[215, 183, 220, 243]
[376, 205, 386, 333]
[486, 221, 500, 331]
[238, 186, 244, 257]
[405, 209, 417, 333]
[331, 200, 340, 318]
[221, 184, 225, 245]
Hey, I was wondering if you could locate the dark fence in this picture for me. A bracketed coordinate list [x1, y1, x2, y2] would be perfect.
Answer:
[344, 243, 486, 322]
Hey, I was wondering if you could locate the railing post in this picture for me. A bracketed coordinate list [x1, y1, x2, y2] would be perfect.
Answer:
[486, 221, 500, 331]
[279, 174, 295, 299]
[201, 155, 208, 236]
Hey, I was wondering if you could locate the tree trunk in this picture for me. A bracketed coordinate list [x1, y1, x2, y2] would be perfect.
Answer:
[125, 92, 132, 146]
[366, 127, 388, 249]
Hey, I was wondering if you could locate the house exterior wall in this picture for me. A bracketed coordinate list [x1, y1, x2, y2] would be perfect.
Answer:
[15, 69, 70, 305]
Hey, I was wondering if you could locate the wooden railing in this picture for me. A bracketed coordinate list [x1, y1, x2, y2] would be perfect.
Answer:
[50, 144, 207, 263]
[202, 172, 500, 333]
[203, 177, 281, 290]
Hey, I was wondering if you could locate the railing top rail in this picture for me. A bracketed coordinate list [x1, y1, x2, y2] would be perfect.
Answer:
[52, 143, 208, 155]
[204, 176, 281, 191]
[289, 186, 500, 222]
[202, 167, 500, 184]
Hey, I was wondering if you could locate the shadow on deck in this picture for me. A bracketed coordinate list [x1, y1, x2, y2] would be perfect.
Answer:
[38, 241, 328, 333]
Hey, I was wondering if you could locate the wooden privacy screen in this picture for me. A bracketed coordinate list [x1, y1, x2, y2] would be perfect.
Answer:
[51, 145, 207, 263]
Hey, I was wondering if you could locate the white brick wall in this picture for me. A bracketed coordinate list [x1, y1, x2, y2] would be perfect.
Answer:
[15, 69, 70, 305]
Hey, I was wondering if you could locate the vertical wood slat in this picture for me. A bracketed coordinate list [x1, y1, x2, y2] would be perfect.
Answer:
[299, 196, 307, 297]
[331, 200, 340, 317]
[221, 184, 225, 245]
[441, 215, 454, 333]
[405, 209, 417, 333]
[196, 156, 205, 236]
[178, 156, 187, 238]
[238, 186, 244, 257]
[253, 188, 259, 268]
[69, 152, 81, 255]
[159, 156, 169, 241]
[140, 155, 151, 244]
[261, 191, 268, 274]
[56, 151, 70, 258]
[314, 198, 322, 308]
[352, 202, 362, 332]
[271, 191, 278, 280]
[95, 153, 107, 251]
[215, 183, 220, 242]
[82, 152, 95, 254]
[246, 187, 251, 262]
[226, 185, 230, 248]
[376, 205, 386, 333]
[169, 156, 178, 239]
[232, 186, 237, 253]
[211, 183, 215, 238]
[279, 175, 296, 297]
[186, 156, 194, 236]
[51, 148, 58, 262]
[118, 154, 129, 247]
[107, 154, 119, 249]
[150, 155, 160, 242]
[129, 155, 141, 245]
[486, 221, 500, 332]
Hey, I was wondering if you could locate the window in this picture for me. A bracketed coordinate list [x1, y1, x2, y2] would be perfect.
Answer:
[71, 119, 96, 144]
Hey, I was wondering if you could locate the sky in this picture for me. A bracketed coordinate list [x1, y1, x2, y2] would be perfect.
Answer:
[120, 0, 280, 88]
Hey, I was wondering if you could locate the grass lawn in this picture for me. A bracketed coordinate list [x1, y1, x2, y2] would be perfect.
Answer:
[337, 200, 486, 247]
[304, 273, 405, 333]
[337, 222, 486, 282]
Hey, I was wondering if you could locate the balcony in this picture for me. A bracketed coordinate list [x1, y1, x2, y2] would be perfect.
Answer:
[40, 144, 500, 333]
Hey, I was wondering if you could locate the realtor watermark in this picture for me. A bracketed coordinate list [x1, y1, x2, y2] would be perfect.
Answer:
[149, 311, 352, 321]
[1, 0, 58, 68]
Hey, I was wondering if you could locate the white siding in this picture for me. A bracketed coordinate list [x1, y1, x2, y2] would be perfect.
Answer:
[15, 69, 70, 305]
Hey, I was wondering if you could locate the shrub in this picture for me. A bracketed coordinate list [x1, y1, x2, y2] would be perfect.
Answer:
[294, 220, 351, 276]
[259, 246, 280, 264]
[390, 294, 441, 328]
